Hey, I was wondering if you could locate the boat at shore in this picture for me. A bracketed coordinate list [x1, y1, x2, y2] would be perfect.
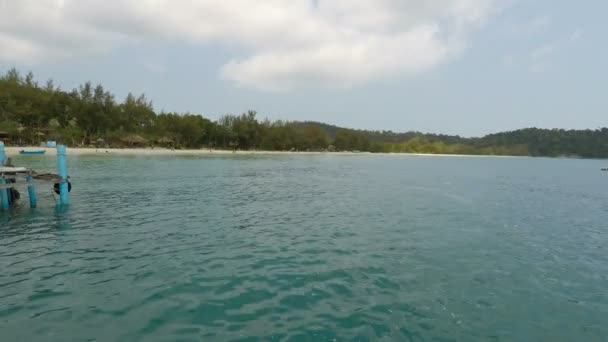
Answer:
[19, 150, 46, 155]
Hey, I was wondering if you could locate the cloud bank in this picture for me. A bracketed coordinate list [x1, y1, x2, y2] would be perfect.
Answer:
[0, 0, 497, 90]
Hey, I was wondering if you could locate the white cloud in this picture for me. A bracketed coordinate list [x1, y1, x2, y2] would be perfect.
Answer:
[0, 33, 44, 63]
[0, 0, 498, 91]
[220, 25, 451, 91]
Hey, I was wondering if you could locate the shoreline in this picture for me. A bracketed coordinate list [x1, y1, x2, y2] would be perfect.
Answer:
[6, 146, 523, 158]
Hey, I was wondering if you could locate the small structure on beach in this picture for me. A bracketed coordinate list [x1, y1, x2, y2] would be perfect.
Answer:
[95, 138, 108, 149]
[0, 142, 70, 210]
[156, 137, 174, 148]
[33, 131, 46, 145]
[121, 134, 147, 147]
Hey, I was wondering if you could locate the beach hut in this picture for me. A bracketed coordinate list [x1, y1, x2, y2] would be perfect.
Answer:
[156, 137, 174, 148]
[34, 131, 46, 146]
[93, 138, 107, 149]
[121, 134, 147, 147]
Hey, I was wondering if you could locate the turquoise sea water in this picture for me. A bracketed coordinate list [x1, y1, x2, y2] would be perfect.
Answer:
[1, 154, 607, 341]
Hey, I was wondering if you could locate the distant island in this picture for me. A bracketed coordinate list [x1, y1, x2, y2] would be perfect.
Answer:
[1, 68, 607, 158]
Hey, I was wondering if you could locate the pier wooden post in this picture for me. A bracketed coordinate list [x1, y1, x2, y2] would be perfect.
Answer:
[57, 144, 69, 205]
[26, 174, 37, 208]
[0, 178, 6, 210]
[0, 142, 9, 210]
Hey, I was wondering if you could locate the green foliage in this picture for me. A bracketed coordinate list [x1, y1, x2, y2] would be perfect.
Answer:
[334, 129, 370, 151]
[1, 68, 607, 157]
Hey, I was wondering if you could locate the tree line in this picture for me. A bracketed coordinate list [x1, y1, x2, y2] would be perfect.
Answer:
[1, 68, 607, 158]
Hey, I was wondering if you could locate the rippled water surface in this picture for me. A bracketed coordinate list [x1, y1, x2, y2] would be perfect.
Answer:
[1, 154, 607, 341]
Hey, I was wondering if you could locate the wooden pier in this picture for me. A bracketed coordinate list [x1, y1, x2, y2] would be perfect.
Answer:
[0, 142, 70, 210]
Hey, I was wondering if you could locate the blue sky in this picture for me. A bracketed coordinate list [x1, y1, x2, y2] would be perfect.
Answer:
[0, 0, 605, 136]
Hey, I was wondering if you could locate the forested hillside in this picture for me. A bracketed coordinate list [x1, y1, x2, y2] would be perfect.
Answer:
[1, 69, 607, 157]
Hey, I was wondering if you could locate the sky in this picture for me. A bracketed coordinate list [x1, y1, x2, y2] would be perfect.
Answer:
[0, 0, 606, 136]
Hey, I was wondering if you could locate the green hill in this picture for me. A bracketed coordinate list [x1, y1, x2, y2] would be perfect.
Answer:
[1, 68, 607, 158]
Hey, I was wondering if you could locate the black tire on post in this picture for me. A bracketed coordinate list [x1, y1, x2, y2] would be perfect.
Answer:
[53, 181, 72, 195]
[9, 188, 20, 202]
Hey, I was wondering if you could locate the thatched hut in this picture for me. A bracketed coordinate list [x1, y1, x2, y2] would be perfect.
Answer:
[32, 131, 46, 146]
[93, 138, 107, 148]
[156, 137, 174, 148]
[121, 135, 147, 147]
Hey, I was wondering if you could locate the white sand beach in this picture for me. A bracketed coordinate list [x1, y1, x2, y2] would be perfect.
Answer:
[5, 147, 351, 156]
[5, 146, 519, 158]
